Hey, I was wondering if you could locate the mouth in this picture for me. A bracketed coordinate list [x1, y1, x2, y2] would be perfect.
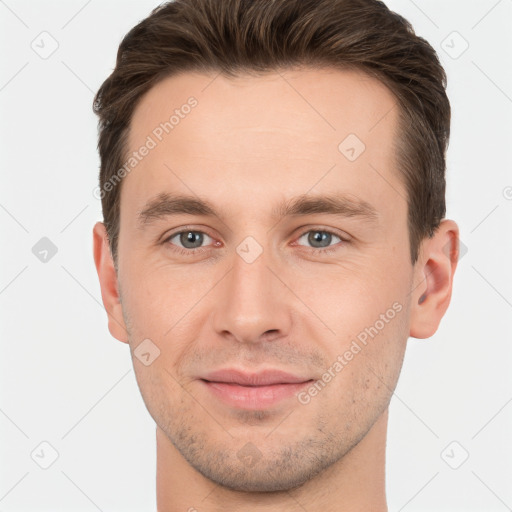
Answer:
[198, 369, 314, 409]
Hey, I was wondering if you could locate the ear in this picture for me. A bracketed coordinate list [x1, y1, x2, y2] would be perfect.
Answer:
[92, 221, 129, 343]
[409, 219, 459, 339]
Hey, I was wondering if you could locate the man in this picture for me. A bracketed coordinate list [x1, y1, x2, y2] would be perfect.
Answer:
[92, 0, 459, 510]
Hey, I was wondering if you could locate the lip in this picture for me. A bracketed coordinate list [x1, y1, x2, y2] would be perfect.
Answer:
[202, 368, 311, 386]
[199, 369, 313, 409]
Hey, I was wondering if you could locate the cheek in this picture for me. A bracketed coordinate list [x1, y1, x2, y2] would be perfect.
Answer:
[320, 293, 410, 395]
[119, 270, 204, 388]
[290, 234, 410, 296]
[289, 262, 408, 342]
[131, 356, 186, 430]
[324, 308, 409, 422]
[352, 300, 410, 394]
[120, 261, 200, 332]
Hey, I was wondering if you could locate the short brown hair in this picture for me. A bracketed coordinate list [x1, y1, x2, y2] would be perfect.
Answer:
[94, 0, 450, 267]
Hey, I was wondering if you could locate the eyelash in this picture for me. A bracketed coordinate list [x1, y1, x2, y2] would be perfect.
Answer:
[162, 227, 348, 257]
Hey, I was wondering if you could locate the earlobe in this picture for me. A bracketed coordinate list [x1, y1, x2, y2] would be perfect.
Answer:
[92, 222, 129, 343]
[409, 219, 459, 339]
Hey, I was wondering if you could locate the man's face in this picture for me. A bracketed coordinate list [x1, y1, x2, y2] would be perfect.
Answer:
[115, 68, 414, 491]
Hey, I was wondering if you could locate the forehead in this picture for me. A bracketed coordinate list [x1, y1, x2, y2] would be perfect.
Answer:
[122, 67, 405, 224]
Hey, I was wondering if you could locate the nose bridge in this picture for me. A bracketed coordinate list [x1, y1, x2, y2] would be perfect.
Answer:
[212, 235, 291, 343]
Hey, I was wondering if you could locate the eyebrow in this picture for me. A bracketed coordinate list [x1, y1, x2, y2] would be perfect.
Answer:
[137, 192, 379, 228]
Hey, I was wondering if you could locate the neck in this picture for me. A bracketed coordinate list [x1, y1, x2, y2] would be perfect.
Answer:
[156, 408, 389, 512]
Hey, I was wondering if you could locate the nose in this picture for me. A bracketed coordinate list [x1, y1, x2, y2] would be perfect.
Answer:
[212, 242, 292, 344]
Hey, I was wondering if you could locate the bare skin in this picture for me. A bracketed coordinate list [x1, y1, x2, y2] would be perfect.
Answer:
[93, 68, 459, 512]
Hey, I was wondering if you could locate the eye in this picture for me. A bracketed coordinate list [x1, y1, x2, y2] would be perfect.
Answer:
[161, 227, 348, 257]
[295, 229, 346, 253]
[163, 229, 215, 255]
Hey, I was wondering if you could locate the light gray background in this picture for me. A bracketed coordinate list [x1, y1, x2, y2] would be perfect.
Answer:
[1, 0, 511, 510]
